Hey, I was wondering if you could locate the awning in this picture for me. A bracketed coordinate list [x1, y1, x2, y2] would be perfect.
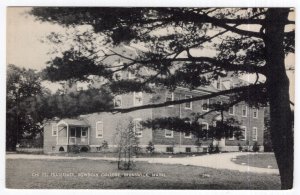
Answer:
[57, 118, 90, 127]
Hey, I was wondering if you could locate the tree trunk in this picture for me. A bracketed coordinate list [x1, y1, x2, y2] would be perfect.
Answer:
[264, 8, 294, 189]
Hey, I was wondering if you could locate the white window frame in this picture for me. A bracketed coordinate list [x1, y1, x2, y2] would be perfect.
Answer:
[240, 126, 247, 141]
[185, 95, 192, 109]
[81, 128, 87, 137]
[252, 127, 258, 141]
[128, 72, 136, 79]
[184, 132, 192, 139]
[253, 108, 258, 119]
[165, 129, 174, 138]
[229, 105, 235, 115]
[114, 95, 122, 108]
[52, 124, 58, 136]
[202, 122, 209, 139]
[133, 92, 143, 106]
[133, 118, 143, 138]
[96, 121, 103, 138]
[202, 99, 209, 111]
[242, 105, 248, 117]
[166, 92, 174, 107]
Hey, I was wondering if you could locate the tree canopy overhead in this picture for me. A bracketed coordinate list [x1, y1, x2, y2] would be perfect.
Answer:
[30, 8, 295, 189]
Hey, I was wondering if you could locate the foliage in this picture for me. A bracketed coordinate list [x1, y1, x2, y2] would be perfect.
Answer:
[69, 145, 80, 153]
[146, 141, 155, 154]
[29, 7, 295, 189]
[238, 143, 243, 152]
[115, 121, 141, 170]
[6, 64, 44, 151]
[141, 115, 242, 141]
[252, 142, 260, 152]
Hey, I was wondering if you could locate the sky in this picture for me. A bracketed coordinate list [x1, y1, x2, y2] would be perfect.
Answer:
[6, 7, 295, 101]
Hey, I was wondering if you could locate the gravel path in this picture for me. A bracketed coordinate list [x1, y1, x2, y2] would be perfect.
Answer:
[6, 152, 279, 174]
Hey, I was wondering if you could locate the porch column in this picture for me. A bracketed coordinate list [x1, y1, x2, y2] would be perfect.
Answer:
[88, 127, 90, 145]
[67, 125, 69, 145]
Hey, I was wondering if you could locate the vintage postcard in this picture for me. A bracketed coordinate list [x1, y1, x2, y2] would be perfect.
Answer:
[5, 6, 295, 190]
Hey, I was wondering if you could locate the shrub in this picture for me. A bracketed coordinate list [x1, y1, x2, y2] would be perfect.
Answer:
[80, 146, 90, 152]
[238, 143, 243, 152]
[70, 145, 80, 153]
[208, 143, 214, 153]
[252, 142, 260, 152]
[146, 141, 155, 154]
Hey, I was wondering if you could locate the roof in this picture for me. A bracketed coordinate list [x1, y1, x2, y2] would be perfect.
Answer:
[58, 118, 90, 127]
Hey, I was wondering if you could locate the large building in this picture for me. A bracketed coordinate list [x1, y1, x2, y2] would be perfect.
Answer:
[43, 77, 265, 154]
[43, 45, 265, 154]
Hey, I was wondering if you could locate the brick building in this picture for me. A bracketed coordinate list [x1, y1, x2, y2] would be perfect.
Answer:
[43, 78, 265, 154]
[43, 45, 265, 154]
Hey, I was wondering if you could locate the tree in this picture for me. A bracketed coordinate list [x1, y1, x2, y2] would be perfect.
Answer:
[115, 120, 140, 170]
[6, 64, 43, 151]
[30, 8, 295, 189]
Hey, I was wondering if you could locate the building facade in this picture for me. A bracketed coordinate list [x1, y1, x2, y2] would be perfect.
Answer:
[43, 80, 265, 154]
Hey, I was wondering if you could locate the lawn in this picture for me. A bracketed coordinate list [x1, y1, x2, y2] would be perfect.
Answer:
[233, 153, 278, 169]
[6, 158, 280, 189]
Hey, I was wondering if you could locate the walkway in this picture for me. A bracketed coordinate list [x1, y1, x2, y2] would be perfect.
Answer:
[6, 152, 279, 174]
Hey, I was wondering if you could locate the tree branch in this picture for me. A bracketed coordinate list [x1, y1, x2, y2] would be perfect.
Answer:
[105, 83, 265, 113]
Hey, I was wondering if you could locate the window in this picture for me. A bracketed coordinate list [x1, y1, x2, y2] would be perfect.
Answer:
[202, 122, 209, 139]
[133, 92, 143, 106]
[133, 119, 143, 137]
[252, 127, 258, 141]
[70, 127, 76, 137]
[52, 125, 57, 136]
[128, 72, 136, 79]
[166, 147, 174, 153]
[253, 108, 258, 118]
[114, 95, 122, 107]
[185, 147, 191, 153]
[166, 92, 174, 107]
[81, 128, 87, 137]
[184, 132, 192, 138]
[242, 105, 248, 117]
[185, 95, 192, 109]
[229, 105, 235, 115]
[240, 126, 247, 140]
[202, 99, 209, 111]
[114, 72, 122, 81]
[96, 121, 103, 138]
[165, 129, 173, 138]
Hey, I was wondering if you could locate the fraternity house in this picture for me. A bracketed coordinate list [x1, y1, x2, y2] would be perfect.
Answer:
[43, 79, 265, 154]
[43, 46, 265, 154]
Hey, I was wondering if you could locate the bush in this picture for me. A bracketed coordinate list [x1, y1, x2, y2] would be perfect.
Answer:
[146, 141, 155, 154]
[252, 142, 260, 152]
[69, 145, 80, 153]
[238, 143, 243, 152]
[208, 143, 214, 153]
[80, 146, 90, 152]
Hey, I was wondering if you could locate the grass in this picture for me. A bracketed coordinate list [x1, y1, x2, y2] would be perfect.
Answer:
[6, 158, 280, 189]
[233, 153, 278, 169]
